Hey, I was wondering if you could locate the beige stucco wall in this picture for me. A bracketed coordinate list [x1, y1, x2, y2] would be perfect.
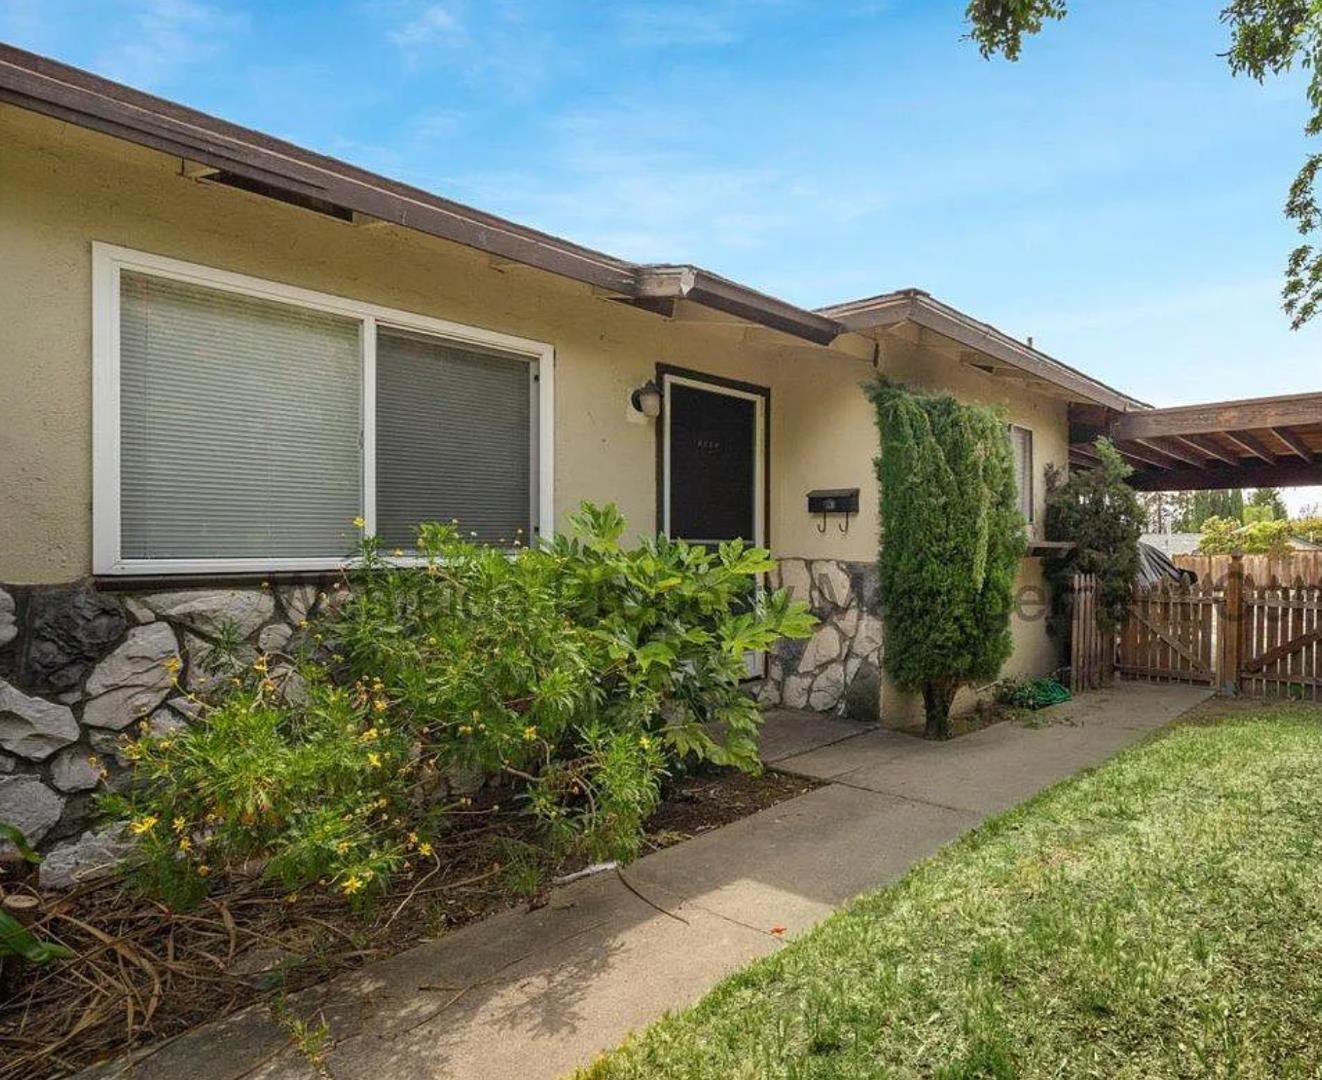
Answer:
[0, 103, 1068, 693]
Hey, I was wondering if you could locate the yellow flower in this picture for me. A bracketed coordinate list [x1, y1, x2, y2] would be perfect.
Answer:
[367, 752, 382, 768]
[373, 699, 388, 713]
[352, 516, 366, 528]
[336, 840, 351, 854]
[359, 727, 380, 742]
[129, 815, 159, 835]
[341, 875, 363, 896]
[418, 841, 433, 857]
[458, 724, 473, 736]
[163, 656, 183, 675]
[172, 816, 187, 833]
[639, 735, 652, 750]
[522, 725, 538, 742]
[178, 836, 192, 853]
[253, 656, 269, 674]
[197, 864, 210, 877]
[393, 548, 404, 557]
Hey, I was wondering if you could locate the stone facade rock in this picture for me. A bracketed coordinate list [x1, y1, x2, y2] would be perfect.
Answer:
[0, 586, 16, 648]
[808, 663, 846, 711]
[18, 584, 126, 694]
[777, 559, 812, 604]
[799, 624, 842, 671]
[812, 561, 852, 609]
[279, 583, 318, 625]
[50, 745, 101, 792]
[146, 708, 188, 738]
[0, 774, 65, 849]
[0, 679, 79, 760]
[39, 824, 133, 890]
[756, 558, 884, 720]
[123, 597, 156, 624]
[139, 589, 275, 638]
[82, 623, 180, 730]
[258, 622, 293, 653]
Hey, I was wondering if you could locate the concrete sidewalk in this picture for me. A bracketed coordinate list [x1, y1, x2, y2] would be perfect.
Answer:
[86, 682, 1210, 1080]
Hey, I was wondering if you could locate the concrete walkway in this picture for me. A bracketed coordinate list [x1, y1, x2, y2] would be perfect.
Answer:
[87, 682, 1210, 1080]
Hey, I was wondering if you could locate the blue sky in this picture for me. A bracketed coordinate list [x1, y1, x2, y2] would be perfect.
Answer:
[4, 0, 1319, 509]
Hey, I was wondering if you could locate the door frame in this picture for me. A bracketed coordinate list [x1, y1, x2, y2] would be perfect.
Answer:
[655, 363, 771, 550]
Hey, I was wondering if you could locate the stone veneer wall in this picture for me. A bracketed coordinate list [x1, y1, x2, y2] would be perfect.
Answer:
[0, 565, 880, 878]
[0, 579, 338, 883]
[754, 558, 883, 720]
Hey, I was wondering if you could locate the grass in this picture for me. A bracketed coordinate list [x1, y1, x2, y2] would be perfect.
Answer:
[580, 703, 1322, 1079]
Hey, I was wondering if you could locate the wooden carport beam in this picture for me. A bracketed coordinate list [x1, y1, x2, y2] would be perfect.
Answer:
[1272, 426, 1317, 462]
[1221, 430, 1276, 465]
[1173, 433, 1240, 467]
[1109, 391, 1322, 441]
[1133, 437, 1204, 468]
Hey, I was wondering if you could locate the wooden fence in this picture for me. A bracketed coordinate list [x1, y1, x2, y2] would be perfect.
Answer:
[1238, 576, 1322, 701]
[1116, 578, 1219, 686]
[1068, 573, 1110, 691]
[1173, 551, 1322, 588]
[1098, 554, 1322, 701]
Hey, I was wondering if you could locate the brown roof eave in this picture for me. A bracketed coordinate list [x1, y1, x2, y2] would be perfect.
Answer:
[822, 290, 1144, 412]
[635, 266, 842, 345]
[0, 43, 639, 295]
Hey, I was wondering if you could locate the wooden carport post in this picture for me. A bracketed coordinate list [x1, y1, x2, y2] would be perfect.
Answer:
[1218, 552, 1244, 697]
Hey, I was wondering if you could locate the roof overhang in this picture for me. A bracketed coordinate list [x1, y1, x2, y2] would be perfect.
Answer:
[0, 41, 1143, 408]
[819, 290, 1143, 413]
[1070, 391, 1322, 490]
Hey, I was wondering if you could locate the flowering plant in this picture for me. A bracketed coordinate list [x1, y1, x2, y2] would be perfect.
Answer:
[106, 504, 813, 908]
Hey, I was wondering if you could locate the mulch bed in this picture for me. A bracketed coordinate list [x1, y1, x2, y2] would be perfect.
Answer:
[0, 764, 819, 1079]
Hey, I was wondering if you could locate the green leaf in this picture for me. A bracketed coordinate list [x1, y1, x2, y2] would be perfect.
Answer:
[0, 910, 73, 964]
[0, 822, 41, 864]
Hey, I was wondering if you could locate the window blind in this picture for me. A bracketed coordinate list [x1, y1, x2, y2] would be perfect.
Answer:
[119, 272, 362, 559]
[1010, 425, 1034, 523]
[375, 328, 533, 548]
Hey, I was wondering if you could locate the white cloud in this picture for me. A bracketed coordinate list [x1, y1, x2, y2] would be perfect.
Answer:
[92, 0, 247, 89]
[390, 3, 464, 50]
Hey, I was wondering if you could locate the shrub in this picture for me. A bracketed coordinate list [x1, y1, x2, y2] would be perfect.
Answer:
[867, 381, 1025, 739]
[1043, 438, 1143, 635]
[105, 504, 813, 908]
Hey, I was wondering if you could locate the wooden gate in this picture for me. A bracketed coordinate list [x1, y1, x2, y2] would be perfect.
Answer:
[1238, 576, 1322, 701]
[1111, 555, 1322, 700]
[1116, 578, 1218, 686]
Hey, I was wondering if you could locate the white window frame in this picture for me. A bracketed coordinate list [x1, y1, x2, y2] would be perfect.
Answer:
[92, 242, 554, 575]
[1009, 423, 1034, 525]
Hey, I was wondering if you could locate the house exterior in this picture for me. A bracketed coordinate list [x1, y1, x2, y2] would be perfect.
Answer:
[0, 45, 1144, 851]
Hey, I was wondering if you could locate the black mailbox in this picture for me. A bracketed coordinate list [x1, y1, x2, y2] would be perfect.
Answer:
[807, 488, 859, 515]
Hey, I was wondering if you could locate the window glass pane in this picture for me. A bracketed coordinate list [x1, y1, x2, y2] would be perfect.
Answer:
[376, 328, 533, 548]
[1010, 426, 1033, 523]
[119, 271, 362, 559]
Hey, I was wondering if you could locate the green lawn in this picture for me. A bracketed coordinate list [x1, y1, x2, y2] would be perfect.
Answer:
[580, 704, 1322, 1079]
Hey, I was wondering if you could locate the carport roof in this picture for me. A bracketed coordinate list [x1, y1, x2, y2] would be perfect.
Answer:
[1071, 391, 1322, 490]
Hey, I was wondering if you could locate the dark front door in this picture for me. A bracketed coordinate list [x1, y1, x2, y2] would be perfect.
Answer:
[665, 377, 762, 546]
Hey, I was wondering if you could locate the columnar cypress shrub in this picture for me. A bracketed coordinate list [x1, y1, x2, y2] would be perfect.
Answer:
[867, 381, 1025, 738]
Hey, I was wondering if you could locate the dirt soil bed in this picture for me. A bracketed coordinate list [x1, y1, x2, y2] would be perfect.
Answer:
[0, 764, 819, 1080]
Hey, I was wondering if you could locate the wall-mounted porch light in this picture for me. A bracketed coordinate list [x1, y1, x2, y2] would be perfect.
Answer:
[630, 378, 663, 418]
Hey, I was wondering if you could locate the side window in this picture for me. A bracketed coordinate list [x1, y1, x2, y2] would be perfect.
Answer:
[1009, 425, 1034, 525]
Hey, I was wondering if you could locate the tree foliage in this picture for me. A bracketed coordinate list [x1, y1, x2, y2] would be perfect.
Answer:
[1198, 514, 1295, 554]
[1174, 488, 1246, 532]
[1044, 438, 1144, 635]
[965, 0, 1322, 327]
[868, 381, 1025, 739]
